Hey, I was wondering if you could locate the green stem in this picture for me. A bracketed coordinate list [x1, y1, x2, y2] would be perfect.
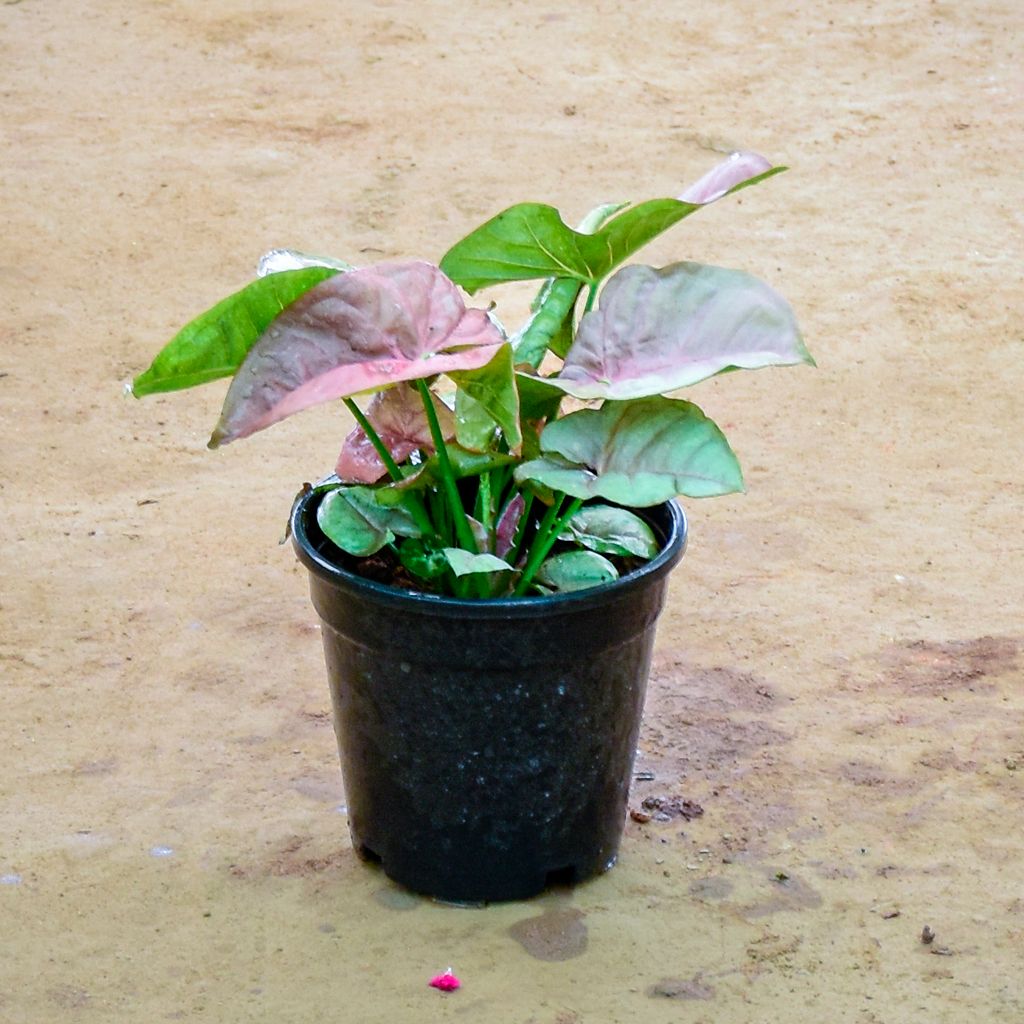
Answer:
[343, 398, 435, 540]
[583, 282, 599, 314]
[478, 472, 494, 549]
[513, 498, 563, 596]
[343, 398, 401, 481]
[514, 494, 583, 596]
[415, 380, 478, 556]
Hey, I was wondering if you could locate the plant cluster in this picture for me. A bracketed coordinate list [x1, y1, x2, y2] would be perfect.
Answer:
[133, 151, 813, 598]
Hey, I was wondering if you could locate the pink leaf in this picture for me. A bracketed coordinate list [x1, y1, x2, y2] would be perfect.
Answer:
[494, 494, 525, 559]
[209, 262, 505, 447]
[678, 150, 773, 205]
[336, 385, 455, 483]
[529, 262, 813, 401]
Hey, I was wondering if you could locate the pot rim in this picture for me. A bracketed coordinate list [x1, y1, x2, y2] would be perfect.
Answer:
[291, 488, 687, 617]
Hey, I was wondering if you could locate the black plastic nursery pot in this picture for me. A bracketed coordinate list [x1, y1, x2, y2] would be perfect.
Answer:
[291, 489, 687, 903]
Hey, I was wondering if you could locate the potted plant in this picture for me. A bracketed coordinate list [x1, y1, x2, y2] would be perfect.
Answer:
[132, 150, 813, 903]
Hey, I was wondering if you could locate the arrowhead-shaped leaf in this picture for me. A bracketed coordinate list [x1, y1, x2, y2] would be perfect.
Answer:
[132, 267, 339, 397]
[209, 261, 506, 447]
[536, 550, 619, 593]
[515, 396, 743, 506]
[317, 486, 421, 557]
[336, 384, 454, 483]
[530, 262, 813, 401]
[558, 505, 659, 558]
[440, 152, 783, 293]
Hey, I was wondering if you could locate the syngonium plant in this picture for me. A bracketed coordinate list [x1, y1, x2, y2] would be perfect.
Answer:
[132, 150, 814, 599]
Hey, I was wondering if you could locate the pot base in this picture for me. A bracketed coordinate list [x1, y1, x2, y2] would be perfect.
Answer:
[353, 838, 614, 904]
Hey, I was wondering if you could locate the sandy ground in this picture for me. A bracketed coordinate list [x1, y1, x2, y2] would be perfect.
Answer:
[3, 0, 1023, 1021]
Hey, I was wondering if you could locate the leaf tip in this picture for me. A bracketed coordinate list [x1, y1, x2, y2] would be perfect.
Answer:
[128, 369, 158, 398]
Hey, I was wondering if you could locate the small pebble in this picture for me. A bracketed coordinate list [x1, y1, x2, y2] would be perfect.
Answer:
[921, 925, 935, 945]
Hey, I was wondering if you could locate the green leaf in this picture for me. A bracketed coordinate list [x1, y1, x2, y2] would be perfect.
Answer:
[442, 549, 515, 577]
[398, 537, 449, 582]
[536, 550, 619, 593]
[449, 344, 522, 450]
[441, 204, 600, 291]
[452, 389, 497, 452]
[394, 443, 517, 491]
[516, 373, 564, 430]
[439, 162, 784, 293]
[512, 277, 583, 368]
[515, 396, 743, 506]
[317, 486, 421, 557]
[132, 267, 339, 397]
[442, 443, 516, 480]
[575, 201, 632, 235]
[510, 203, 627, 368]
[559, 505, 659, 558]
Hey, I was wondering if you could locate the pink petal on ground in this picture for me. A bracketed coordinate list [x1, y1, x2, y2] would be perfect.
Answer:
[428, 969, 461, 992]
